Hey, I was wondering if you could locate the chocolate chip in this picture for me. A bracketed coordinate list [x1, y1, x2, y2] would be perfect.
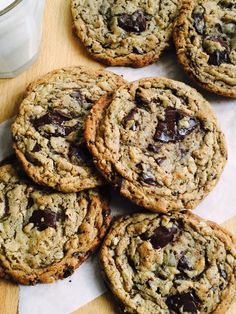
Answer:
[29, 209, 59, 231]
[154, 107, 199, 143]
[133, 47, 143, 54]
[63, 266, 74, 278]
[155, 157, 166, 165]
[177, 255, 191, 272]
[127, 256, 136, 269]
[122, 108, 139, 126]
[148, 144, 161, 153]
[192, 12, 205, 35]
[32, 143, 41, 153]
[135, 88, 150, 108]
[111, 172, 123, 190]
[70, 88, 83, 104]
[150, 225, 178, 249]
[117, 10, 146, 33]
[130, 121, 139, 131]
[166, 291, 201, 313]
[219, 268, 227, 280]
[68, 143, 92, 164]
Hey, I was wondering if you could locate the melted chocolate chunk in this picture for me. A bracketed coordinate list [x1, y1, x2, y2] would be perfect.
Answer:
[150, 225, 178, 249]
[63, 266, 74, 278]
[154, 107, 199, 143]
[177, 255, 191, 272]
[122, 108, 139, 126]
[192, 12, 205, 35]
[29, 209, 59, 231]
[32, 143, 41, 153]
[68, 143, 92, 164]
[135, 88, 150, 108]
[166, 291, 201, 314]
[70, 89, 83, 104]
[117, 10, 146, 33]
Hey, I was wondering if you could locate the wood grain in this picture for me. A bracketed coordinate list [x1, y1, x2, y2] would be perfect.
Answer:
[0, 0, 103, 123]
[73, 216, 236, 314]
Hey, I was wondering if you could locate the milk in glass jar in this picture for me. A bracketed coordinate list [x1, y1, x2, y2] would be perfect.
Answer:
[0, 0, 45, 78]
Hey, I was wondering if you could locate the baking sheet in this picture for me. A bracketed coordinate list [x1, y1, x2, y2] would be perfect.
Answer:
[0, 52, 235, 314]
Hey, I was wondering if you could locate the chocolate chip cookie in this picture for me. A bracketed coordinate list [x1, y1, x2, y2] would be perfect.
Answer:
[71, 0, 182, 67]
[100, 211, 236, 313]
[12, 67, 125, 192]
[173, 0, 236, 97]
[0, 161, 111, 285]
[85, 78, 227, 212]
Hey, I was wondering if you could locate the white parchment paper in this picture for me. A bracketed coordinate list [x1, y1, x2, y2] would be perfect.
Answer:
[0, 52, 235, 314]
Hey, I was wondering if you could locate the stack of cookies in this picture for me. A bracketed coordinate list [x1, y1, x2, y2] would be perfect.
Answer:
[0, 0, 235, 313]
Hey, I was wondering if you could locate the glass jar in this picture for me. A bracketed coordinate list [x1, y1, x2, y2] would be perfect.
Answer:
[0, 0, 45, 78]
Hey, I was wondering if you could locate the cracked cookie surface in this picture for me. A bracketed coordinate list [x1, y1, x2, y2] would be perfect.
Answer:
[100, 211, 236, 313]
[71, 0, 182, 67]
[173, 0, 236, 97]
[12, 67, 125, 192]
[85, 78, 227, 212]
[0, 161, 111, 285]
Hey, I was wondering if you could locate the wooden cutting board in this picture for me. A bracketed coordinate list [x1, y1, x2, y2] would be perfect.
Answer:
[0, 1, 235, 313]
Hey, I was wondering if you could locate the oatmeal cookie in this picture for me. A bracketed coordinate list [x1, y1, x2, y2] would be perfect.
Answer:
[100, 211, 236, 313]
[85, 78, 227, 212]
[173, 0, 236, 97]
[0, 161, 111, 284]
[71, 0, 182, 67]
[12, 67, 125, 192]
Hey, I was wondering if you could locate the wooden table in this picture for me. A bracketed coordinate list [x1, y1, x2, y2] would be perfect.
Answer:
[0, 0, 235, 313]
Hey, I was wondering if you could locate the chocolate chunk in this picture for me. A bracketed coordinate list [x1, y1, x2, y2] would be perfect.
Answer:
[70, 88, 83, 104]
[63, 266, 74, 278]
[150, 225, 178, 249]
[148, 144, 161, 153]
[122, 108, 139, 126]
[177, 255, 191, 272]
[135, 88, 150, 108]
[32, 143, 41, 153]
[33, 110, 71, 129]
[117, 10, 146, 33]
[32, 110, 77, 137]
[166, 291, 201, 313]
[154, 107, 199, 143]
[208, 49, 230, 66]
[29, 209, 59, 231]
[192, 12, 205, 35]
[204, 35, 230, 66]
[140, 171, 156, 185]
[68, 143, 92, 164]
[27, 197, 34, 209]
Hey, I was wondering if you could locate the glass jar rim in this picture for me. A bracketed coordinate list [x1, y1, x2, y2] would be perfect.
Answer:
[0, 0, 23, 17]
